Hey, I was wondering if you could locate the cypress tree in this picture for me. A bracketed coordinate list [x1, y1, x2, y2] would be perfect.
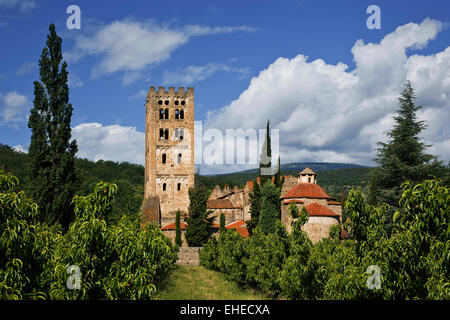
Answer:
[28, 24, 78, 230]
[247, 178, 261, 235]
[259, 181, 281, 234]
[219, 212, 226, 235]
[370, 81, 441, 207]
[175, 210, 182, 247]
[185, 185, 214, 247]
[259, 119, 272, 184]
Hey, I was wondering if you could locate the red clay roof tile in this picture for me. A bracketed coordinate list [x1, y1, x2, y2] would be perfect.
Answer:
[282, 183, 332, 199]
[305, 202, 339, 217]
[161, 221, 187, 230]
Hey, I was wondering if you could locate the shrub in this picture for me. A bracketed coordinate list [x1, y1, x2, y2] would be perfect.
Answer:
[245, 222, 290, 295]
[0, 171, 177, 300]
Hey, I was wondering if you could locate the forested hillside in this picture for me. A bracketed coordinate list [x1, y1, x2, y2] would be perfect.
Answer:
[0, 144, 143, 224]
[1, 144, 373, 212]
[197, 167, 372, 200]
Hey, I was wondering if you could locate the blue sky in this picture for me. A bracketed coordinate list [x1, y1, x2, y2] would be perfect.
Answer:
[1, 0, 449, 173]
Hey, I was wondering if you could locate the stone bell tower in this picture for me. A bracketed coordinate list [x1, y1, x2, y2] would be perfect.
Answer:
[142, 86, 195, 227]
[298, 166, 317, 184]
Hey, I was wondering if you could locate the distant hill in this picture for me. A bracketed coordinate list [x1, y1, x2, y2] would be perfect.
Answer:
[196, 162, 373, 200]
[0, 143, 144, 224]
[0, 143, 373, 211]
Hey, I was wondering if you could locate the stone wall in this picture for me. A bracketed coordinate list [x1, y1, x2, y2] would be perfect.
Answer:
[302, 216, 340, 243]
[176, 247, 200, 266]
[162, 229, 188, 247]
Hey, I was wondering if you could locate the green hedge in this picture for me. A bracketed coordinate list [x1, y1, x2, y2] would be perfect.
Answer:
[200, 179, 450, 300]
[0, 170, 177, 300]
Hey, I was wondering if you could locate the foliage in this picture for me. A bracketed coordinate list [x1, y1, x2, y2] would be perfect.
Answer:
[0, 169, 60, 299]
[247, 178, 261, 235]
[219, 212, 226, 235]
[328, 224, 341, 240]
[279, 217, 312, 299]
[175, 210, 182, 247]
[245, 222, 290, 295]
[200, 177, 450, 300]
[185, 185, 214, 247]
[259, 181, 281, 234]
[0, 170, 177, 300]
[28, 24, 78, 230]
[370, 81, 447, 207]
[288, 202, 299, 219]
[215, 230, 249, 287]
[344, 189, 388, 249]
[259, 119, 272, 184]
[0, 145, 145, 226]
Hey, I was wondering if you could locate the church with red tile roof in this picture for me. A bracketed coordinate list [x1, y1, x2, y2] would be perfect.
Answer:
[206, 166, 343, 243]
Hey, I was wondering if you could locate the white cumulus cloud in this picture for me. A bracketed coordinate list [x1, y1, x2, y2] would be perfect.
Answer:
[71, 122, 145, 164]
[0, 91, 29, 124]
[206, 19, 450, 167]
[162, 63, 249, 85]
[67, 19, 256, 84]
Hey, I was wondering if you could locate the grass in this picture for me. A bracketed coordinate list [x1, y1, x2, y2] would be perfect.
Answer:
[155, 265, 269, 300]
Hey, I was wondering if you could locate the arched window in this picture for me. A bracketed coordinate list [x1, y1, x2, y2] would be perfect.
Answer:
[162, 183, 167, 191]
[180, 109, 184, 119]
[175, 109, 180, 119]
[177, 153, 182, 164]
[164, 108, 169, 119]
[162, 153, 166, 164]
[159, 108, 164, 119]
[159, 128, 164, 140]
[174, 128, 179, 141]
[179, 128, 184, 140]
[177, 183, 181, 191]
[175, 100, 179, 106]
[164, 129, 169, 140]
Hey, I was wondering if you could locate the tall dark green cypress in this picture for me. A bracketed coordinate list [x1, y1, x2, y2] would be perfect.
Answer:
[28, 24, 78, 230]
[185, 185, 214, 247]
[175, 210, 182, 247]
[259, 119, 272, 184]
[259, 181, 281, 234]
[219, 212, 226, 235]
[247, 178, 261, 235]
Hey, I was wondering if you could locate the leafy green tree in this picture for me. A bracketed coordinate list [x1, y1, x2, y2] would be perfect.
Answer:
[185, 185, 214, 247]
[28, 24, 78, 230]
[370, 81, 443, 207]
[199, 236, 219, 271]
[345, 189, 387, 251]
[259, 181, 281, 234]
[0, 169, 60, 299]
[215, 230, 249, 286]
[108, 180, 143, 224]
[175, 210, 182, 247]
[288, 202, 299, 219]
[280, 211, 312, 299]
[49, 181, 177, 299]
[245, 222, 290, 295]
